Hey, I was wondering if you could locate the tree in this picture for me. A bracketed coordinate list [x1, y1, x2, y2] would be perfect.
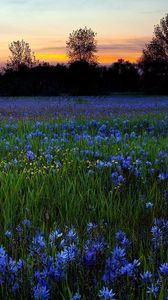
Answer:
[66, 27, 97, 64]
[6, 40, 37, 71]
[142, 14, 168, 62]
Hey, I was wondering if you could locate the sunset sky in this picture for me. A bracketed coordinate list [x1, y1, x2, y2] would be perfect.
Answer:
[0, 0, 167, 65]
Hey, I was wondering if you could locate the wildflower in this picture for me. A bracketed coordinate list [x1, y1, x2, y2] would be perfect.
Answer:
[151, 226, 162, 240]
[118, 175, 124, 184]
[84, 247, 97, 267]
[67, 229, 77, 243]
[141, 271, 152, 283]
[158, 173, 167, 181]
[12, 282, 19, 293]
[146, 202, 153, 209]
[120, 259, 140, 277]
[27, 150, 36, 161]
[103, 246, 127, 284]
[23, 219, 31, 228]
[160, 263, 168, 277]
[49, 229, 62, 244]
[34, 283, 50, 300]
[147, 281, 160, 299]
[70, 293, 81, 300]
[88, 169, 94, 176]
[87, 223, 97, 234]
[96, 161, 106, 169]
[13, 158, 18, 165]
[148, 168, 154, 175]
[115, 231, 131, 249]
[99, 124, 107, 132]
[99, 287, 116, 299]
[112, 246, 126, 261]
[130, 131, 136, 138]
[111, 172, 124, 186]
[5, 230, 12, 238]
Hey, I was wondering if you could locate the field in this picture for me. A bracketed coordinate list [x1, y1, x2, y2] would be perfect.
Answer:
[0, 96, 168, 299]
[0, 95, 168, 120]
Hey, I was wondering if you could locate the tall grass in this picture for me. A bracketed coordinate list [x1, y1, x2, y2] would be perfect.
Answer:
[0, 113, 168, 299]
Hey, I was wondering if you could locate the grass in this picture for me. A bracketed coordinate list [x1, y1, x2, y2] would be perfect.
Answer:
[0, 112, 168, 299]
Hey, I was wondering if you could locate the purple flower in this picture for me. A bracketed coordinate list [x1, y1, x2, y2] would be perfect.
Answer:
[70, 293, 81, 300]
[146, 202, 153, 209]
[23, 219, 31, 228]
[27, 150, 35, 161]
[158, 173, 167, 181]
[160, 263, 168, 277]
[5, 230, 12, 238]
[99, 287, 116, 299]
[34, 284, 50, 300]
[87, 223, 97, 234]
[141, 271, 152, 283]
[147, 281, 160, 299]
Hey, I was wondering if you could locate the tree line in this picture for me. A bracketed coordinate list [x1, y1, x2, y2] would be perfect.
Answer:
[0, 14, 168, 96]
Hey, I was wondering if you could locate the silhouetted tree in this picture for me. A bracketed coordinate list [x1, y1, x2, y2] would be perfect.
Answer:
[106, 59, 139, 92]
[68, 60, 100, 95]
[6, 40, 37, 71]
[142, 13, 168, 62]
[66, 27, 97, 64]
[139, 14, 168, 94]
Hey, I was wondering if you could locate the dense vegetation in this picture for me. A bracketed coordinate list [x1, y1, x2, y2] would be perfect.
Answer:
[0, 58, 168, 96]
[0, 113, 168, 299]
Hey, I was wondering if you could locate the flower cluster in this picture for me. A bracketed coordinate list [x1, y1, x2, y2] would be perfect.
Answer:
[1, 218, 168, 299]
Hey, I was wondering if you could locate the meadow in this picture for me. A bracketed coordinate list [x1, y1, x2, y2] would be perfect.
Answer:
[0, 96, 168, 299]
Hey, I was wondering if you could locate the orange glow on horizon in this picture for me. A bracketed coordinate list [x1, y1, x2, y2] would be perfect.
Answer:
[0, 53, 139, 66]
[98, 54, 139, 64]
[36, 53, 68, 63]
[36, 53, 139, 65]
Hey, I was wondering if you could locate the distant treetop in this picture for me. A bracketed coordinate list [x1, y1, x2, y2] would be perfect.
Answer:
[142, 13, 168, 62]
[6, 40, 37, 72]
[66, 27, 97, 64]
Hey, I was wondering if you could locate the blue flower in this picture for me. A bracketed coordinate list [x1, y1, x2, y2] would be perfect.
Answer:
[99, 287, 116, 299]
[84, 247, 96, 267]
[70, 293, 81, 300]
[23, 219, 31, 228]
[13, 158, 18, 165]
[34, 283, 50, 300]
[112, 246, 126, 261]
[12, 282, 19, 293]
[5, 230, 12, 238]
[151, 226, 162, 240]
[67, 229, 77, 243]
[146, 202, 153, 209]
[87, 223, 97, 234]
[103, 246, 127, 284]
[120, 259, 140, 277]
[160, 263, 168, 277]
[27, 150, 36, 161]
[147, 281, 160, 299]
[158, 173, 167, 181]
[115, 231, 131, 249]
[111, 172, 124, 186]
[141, 271, 152, 283]
[49, 229, 62, 246]
[115, 231, 125, 242]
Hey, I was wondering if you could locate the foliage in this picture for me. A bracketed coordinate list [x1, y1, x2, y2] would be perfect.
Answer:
[6, 40, 37, 71]
[142, 13, 168, 62]
[0, 113, 168, 298]
[66, 27, 97, 64]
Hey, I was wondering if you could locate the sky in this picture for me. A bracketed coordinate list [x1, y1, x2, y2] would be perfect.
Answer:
[0, 0, 168, 65]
